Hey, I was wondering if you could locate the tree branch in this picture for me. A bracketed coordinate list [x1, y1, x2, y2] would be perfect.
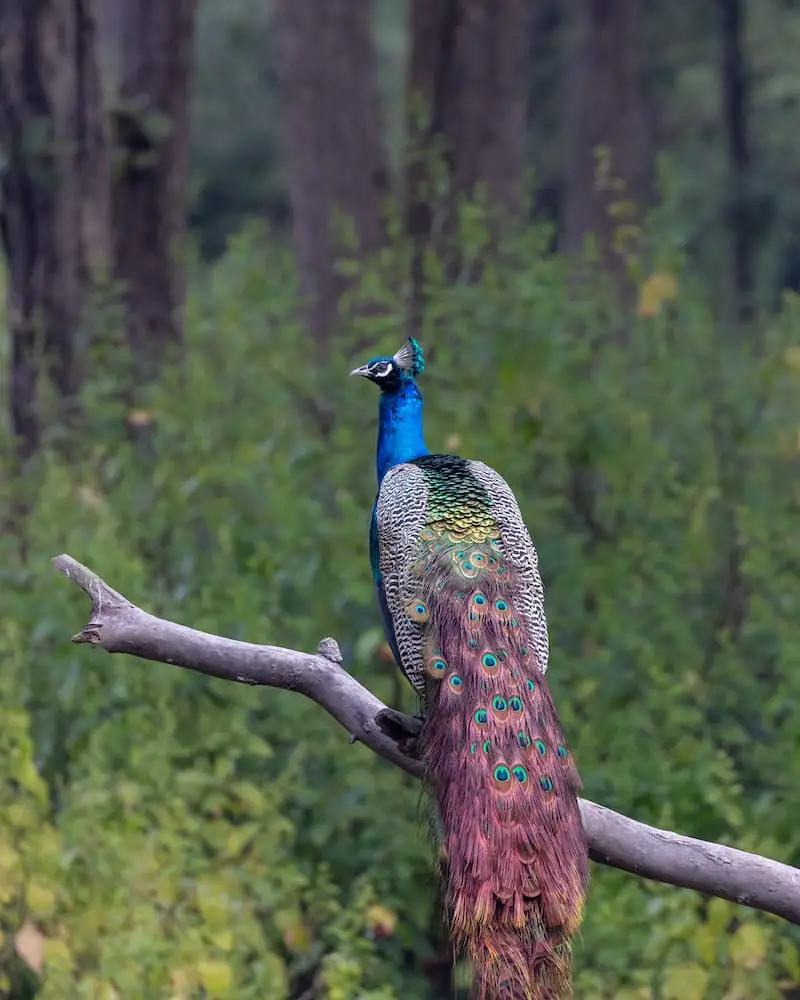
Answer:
[52, 553, 800, 926]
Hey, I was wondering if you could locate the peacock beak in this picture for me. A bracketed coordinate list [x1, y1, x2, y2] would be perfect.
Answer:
[350, 365, 371, 378]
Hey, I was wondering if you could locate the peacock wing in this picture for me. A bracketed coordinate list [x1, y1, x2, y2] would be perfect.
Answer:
[466, 460, 550, 675]
[375, 462, 431, 695]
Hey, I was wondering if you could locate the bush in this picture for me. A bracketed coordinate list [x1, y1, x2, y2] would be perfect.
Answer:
[1, 188, 800, 998]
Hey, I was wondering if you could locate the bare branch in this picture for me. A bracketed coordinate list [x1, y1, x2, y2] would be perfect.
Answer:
[52, 554, 421, 777]
[53, 553, 800, 925]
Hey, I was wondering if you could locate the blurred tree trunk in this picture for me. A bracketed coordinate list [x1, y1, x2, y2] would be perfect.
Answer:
[112, 0, 196, 380]
[562, 0, 648, 284]
[0, 0, 111, 462]
[95, 0, 123, 83]
[718, 0, 753, 322]
[274, 0, 389, 344]
[406, 0, 530, 333]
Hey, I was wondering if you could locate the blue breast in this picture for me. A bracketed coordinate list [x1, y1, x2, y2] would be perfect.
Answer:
[376, 381, 429, 485]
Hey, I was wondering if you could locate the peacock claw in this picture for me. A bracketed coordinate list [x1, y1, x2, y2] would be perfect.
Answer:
[375, 708, 423, 756]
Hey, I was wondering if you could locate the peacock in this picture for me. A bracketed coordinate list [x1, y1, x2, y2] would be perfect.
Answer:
[351, 338, 589, 1000]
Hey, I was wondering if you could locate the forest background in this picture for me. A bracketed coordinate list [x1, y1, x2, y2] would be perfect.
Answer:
[1, 1, 800, 998]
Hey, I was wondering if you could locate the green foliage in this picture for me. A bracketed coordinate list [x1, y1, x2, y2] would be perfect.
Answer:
[2, 186, 800, 998]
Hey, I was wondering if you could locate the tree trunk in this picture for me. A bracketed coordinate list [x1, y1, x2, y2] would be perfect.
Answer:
[95, 0, 123, 85]
[0, 0, 111, 462]
[274, 0, 389, 344]
[112, 0, 196, 380]
[562, 0, 648, 281]
[406, 0, 531, 332]
[718, 0, 752, 322]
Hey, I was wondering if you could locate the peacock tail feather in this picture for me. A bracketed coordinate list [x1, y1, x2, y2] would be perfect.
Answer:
[375, 454, 589, 1000]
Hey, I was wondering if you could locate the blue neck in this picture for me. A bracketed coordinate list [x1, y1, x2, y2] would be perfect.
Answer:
[376, 380, 429, 485]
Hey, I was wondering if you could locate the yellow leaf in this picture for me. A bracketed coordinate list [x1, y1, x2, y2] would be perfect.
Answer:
[6, 802, 38, 830]
[785, 345, 800, 375]
[154, 872, 179, 906]
[195, 878, 230, 928]
[233, 781, 265, 813]
[17, 757, 47, 800]
[33, 825, 62, 865]
[692, 924, 718, 966]
[638, 271, 678, 318]
[706, 897, 733, 935]
[260, 954, 288, 996]
[729, 922, 767, 970]
[276, 909, 312, 952]
[663, 962, 708, 1000]
[90, 982, 119, 1000]
[224, 822, 260, 858]
[196, 959, 232, 997]
[25, 882, 57, 917]
[366, 903, 397, 939]
[15, 921, 45, 972]
[780, 937, 800, 979]
[43, 938, 73, 972]
[0, 840, 21, 875]
[212, 929, 234, 951]
[612, 221, 642, 256]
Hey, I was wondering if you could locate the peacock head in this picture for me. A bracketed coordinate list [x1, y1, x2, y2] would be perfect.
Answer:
[350, 337, 425, 393]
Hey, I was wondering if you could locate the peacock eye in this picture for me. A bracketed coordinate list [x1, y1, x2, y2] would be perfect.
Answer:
[372, 362, 393, 378]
